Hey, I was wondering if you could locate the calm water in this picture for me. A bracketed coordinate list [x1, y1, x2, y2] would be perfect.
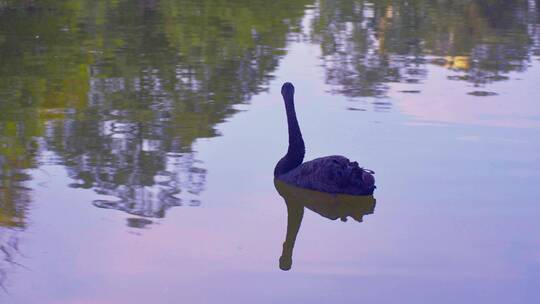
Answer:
[1, 1, 539, 303]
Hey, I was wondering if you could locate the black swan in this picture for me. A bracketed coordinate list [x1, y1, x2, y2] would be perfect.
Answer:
[274, 179, 376, 270]
[274, 82, 376, 195]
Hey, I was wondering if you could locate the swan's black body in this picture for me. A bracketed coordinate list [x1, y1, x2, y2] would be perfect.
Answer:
[274, 82, 376, 195]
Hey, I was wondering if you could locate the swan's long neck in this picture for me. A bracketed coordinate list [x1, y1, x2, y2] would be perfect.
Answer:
[274, 92, 305, 177]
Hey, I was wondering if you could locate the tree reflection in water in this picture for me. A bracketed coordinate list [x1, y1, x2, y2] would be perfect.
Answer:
[0, 0, 310, 222]
[310, 0, 540, 100]
[1, 0, 538, 225]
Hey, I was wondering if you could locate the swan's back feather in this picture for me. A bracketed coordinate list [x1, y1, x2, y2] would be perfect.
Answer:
[277, 155, 375, 195]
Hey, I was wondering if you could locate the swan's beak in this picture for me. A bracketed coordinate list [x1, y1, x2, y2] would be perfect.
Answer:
[281, 82, 295, 97]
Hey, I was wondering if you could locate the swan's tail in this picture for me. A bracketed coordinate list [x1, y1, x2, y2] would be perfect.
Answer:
[360, 168, 376, 190]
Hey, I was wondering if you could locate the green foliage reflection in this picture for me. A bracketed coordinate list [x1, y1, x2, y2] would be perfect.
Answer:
[0, 0, 538, 227]
[311, 0, 540, 98]
[0, 0, 310, 223]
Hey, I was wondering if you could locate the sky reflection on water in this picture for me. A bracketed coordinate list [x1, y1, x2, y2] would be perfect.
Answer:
[1, 0, 540, 303]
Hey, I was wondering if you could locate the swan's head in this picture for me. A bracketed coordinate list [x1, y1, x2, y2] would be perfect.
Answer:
[281, 82, 295, 98]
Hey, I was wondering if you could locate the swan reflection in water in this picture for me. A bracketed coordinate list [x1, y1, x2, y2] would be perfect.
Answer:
[274, 179, 376, 271]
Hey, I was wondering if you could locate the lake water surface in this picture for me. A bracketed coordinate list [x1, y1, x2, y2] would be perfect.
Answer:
[1, 1, 539, 303]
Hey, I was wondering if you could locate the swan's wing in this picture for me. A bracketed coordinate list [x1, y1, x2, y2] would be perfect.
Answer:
[279, 156, 375, 195]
